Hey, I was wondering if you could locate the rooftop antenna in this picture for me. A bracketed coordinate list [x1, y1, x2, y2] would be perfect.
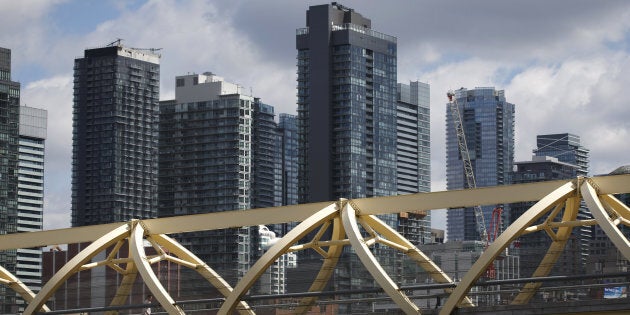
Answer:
[106, 38, 123, 47]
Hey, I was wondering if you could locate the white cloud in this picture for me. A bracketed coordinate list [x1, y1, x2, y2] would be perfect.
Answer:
[79, 0, 297, 113]
[2, 0, 630, 234]
[508, 55, 630, 174]
[21, 75, 74, 230]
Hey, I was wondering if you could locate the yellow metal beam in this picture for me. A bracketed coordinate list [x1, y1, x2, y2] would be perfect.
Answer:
[1, 174, 629, 314]
[129, 222, 185, 315]
[440, 181, 576, 315]
[583, 181, 630, 261]
[219, 203, 339, 314]
[295, 216, 345, 315]
[512, 196, 580, 304]
[341, 202, 420, 314]
[2, 174, 629, 251]
[0, 266, 50, 312]
[24, 223, 131, 315]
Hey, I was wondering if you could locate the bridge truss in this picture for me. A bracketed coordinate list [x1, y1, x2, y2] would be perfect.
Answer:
[1, 174, 629, 314]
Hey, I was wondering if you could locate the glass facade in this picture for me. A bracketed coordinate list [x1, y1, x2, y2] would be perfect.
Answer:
[510, 156, 582, 277]
[277, 113, 298, 207]
[533, 133, 591, 275]
[534, 133, 589, 176]
[297, 4, 398, 205]
[252, 100, 277, 209]
[295, 4, 398, 312]
[396, 81, 431, 245]
[159, 73, 277, 290]
[71, 45, 160, 226]
[0, 47, 20, 313]
[16, 106, 47, 311]
[271, 113, 299, 237]
[446, 87, 515, 241]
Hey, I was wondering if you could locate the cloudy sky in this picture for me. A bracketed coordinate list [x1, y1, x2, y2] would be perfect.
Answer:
[1, 0, 629, 232]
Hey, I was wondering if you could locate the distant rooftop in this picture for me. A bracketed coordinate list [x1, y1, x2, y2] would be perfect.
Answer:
[610, 165, 630, 175]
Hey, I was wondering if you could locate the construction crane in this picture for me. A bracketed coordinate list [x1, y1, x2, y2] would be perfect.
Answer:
[105, 38, 162, 55]
[448, 90, 506, 279]
[447, 90, 489, 244]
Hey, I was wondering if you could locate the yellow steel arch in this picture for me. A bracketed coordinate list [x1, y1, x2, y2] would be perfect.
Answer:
[342, 201, 420, 314]
[0, 265, 50, 312]
[0, 174, 628, 314]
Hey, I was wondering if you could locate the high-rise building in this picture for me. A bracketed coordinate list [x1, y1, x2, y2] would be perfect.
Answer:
[537, 133, 590, 272]
[0, 47, 21, 313]
[510, 156, 579, 277]
[71, 43, 160, 227]
[159, 72, 277, 291]
[295, 4, 398, 311]
[446, 87, 515, 241]
[16, 106, 47, 310]
[534, 133, 589, 176]
[271, 113, 299, 237]
[396, 81, 431, 245]
[252, 100, 277, 209]
[296, 2, 398, 204]
[276, 113, 298, 208]
[531, 133, 591, 276]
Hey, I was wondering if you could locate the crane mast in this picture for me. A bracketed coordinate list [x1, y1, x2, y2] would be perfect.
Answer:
[447, 90, 489, 244]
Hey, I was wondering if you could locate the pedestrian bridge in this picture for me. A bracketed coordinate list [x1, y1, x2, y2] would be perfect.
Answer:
[1, 174, 629, 314]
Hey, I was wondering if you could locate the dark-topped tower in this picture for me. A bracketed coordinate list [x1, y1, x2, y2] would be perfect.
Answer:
[71, 43, 160, 226]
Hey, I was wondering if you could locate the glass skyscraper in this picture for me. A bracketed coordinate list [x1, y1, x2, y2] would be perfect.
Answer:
[71, 44, 160, 226]
[534, 133, 589, 176]
[297, 3, 398, 204]
[276, 113, 298, 208]
[510, 156, 579, 277]
[446, 87, 515, 241]
[271, 113, 299, 237]
[534, 133, 590, 275]
[17, 106, 47, 311]
[0, 47, 21, 313]
[295, 4, 398, 311]
[396, 81, 431, 245]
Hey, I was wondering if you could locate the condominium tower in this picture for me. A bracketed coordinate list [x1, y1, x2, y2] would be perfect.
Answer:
[296, 2, 398, 204]
[295, 4, 398, 311]
[446, 87, 515, 241]
[71, 43, 160, 226]
[0, 47, 21, 313]
[510, 156, 578, 277]
[534, 133, 589, 176]
[396, 81, 431, 245]
[159, 72, 278, 289]
[17, 106, 47, 310]
[534, 133, 590, 275]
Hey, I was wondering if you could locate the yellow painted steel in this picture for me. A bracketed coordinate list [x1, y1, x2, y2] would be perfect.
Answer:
[512, 196, 580, 304]
[0, 174, 628, 314]
[360, 215, 474, 307]
[440, 181, 577, 315]
[0, 265, 50, 312]
[24, 223, 131, 314]
[582, 181, 630, 261]
[107, 260, 138, 314]
[218, 203, 339, 314]
[130, 221, 185, 315]
[149, 234, 255, 315]
[294, 216, 345, 315]
[342, 202, 420, 314]
[2, 175, 629, 252]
